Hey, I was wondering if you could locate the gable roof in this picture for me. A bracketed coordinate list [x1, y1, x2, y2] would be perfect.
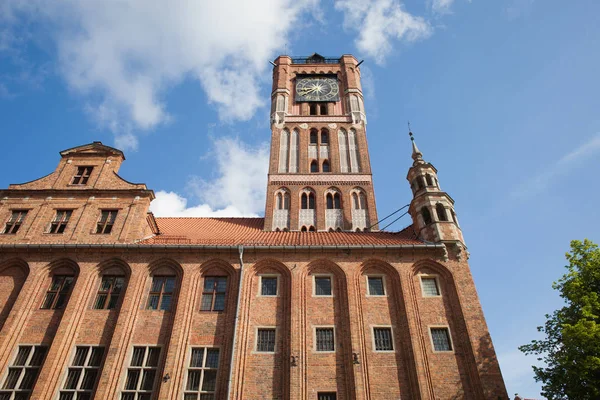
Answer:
[139, 217, 423, 247]
[60, 141, 125, 159]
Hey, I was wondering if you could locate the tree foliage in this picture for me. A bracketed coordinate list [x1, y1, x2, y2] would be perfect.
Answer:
[520, 239, 600, 399]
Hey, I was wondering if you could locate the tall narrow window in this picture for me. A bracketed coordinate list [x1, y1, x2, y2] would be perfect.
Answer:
[436, 204, 448, 222]
[322, 160, 330, 172]
[200, 277, 227, 311]
[348, 129, 360, 172]
[96, 210, 118, 234]
[326, 194, 333, 209]
[257, 329, 276, 352]
[308, 193, 315, 209]
[0, 345, 47, 399]
[41, 275, 74, 310]
[72, 166, 93, 185]
[373, 328, 393, 351]
[278, 129, 289, 173]
[3, 210, 27, 234]
[94, 276, 126, 309]
[315, 328, 335, 351]
[184, 348, 219, 400]
[426, 174, 433, 186]
[319, 104, 327, 115]
[321, 129, 329, 144]
[430, 328, 453, 351]
[60, 346, 104, 399]
[421, 207, 432, 225]
[147, 276, 176, 311]
[48, 210, 73, 234]
[289, 129, 299, 173]
[338, 129, 349, 172]
[310, 129, 318, 144]
[310, 160, 318, 173]
[121, 346, 160, 400]
[301, 193, 308, 209]
[310, 104, 317, 116]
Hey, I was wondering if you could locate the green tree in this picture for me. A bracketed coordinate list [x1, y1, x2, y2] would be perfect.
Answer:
[520, 239, 600, 399]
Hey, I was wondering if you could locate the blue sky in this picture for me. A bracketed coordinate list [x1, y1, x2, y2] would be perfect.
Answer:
[1, 0, 599, 397]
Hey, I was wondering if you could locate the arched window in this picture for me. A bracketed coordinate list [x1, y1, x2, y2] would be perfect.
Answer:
[310, 104, 317, 116]
[321, 129, 329, 144]
[322, 160, 330, 172]
[426, 174, 433, 186]
[283, 192, 290, 210]
[301, 193, 308, 209]
[326, 193, 334, 209]
[310, 160, 319, 173]
[436, 204, 448, 221]
[418, 176, 426, 189]
[338, 129, 349, 172]
[310, 129, 318, 144]
[301, 191, 316, 209]
[308, 226, 316, 232]
[301, 226, 308, 232]
[308, 192, 315, 209]
[414, 178, 422, 190]
[276, 193, 283, 209]
[278, 129, 289, 173]
[320, 104, 327, 115]
[352, 192, 359, 209]
[348, 129, 360, 172]
[334, 193, 341, 209]
[451, 210, 458, 224]
[421, 207, 432, 225]
[359, 192, 367, 209]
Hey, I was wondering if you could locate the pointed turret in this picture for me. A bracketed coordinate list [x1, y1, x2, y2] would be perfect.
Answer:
[406, 130, 466, 250]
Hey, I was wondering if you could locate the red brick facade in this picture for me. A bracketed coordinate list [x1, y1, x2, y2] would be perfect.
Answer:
[0, 55, 508, 400]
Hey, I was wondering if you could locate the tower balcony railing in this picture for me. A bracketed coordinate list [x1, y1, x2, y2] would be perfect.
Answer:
[325, 209, 343, 231]
[299, 209, 316, 229]
[351, 209, 369, 231]
[272, 209, 290, 231]
[290, 56, 340, 64]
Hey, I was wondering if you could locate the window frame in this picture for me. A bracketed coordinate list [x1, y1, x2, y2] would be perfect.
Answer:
[183, 346, 220, 400]
[314, 326, 336, 353]
[317, 392, 337, 400]
[255, 327, 277, 353]
[59, 345, 105, 399]
[258, 275, 279, 297]
[71, 166, 94, 185]
[200, 276, 228, 312]
[40, 275, 75, 310]
[0, 344, 48, 399]
[428, 326, 454, 353]
[419, 274, 442, 297]
[47, 209, 74, 234]
[371, 326, 394, 352]
[95, 209, 118, 234]
[2, 210, 28, 235]
[365, 275, 386, 297]
[146, 275, 176, 312]
[121, 345, 162, 400]
[312, 275, 333, 297]
[93, 275, 126, 310]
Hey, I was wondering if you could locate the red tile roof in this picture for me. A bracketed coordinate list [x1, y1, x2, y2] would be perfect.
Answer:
[139, 217, 424, 247]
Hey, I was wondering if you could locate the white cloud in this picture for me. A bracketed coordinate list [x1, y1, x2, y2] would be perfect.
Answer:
[497, 350, 543, 398]
[149, 137, 269, 217]
[0, 0, 318, 140]
[335, 0, 432, 64]
[511, 132, 600, 200]
[432, 0, 455, 14]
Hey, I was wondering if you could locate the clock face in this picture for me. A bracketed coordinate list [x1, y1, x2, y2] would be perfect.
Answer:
[295, 76, 340, 102]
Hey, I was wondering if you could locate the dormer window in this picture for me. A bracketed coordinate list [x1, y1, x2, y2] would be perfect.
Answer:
[48, 210, 73, 234]
[3, 210, 28, 234]
[96, 210, 118, 234]
[72, 166, 93, 185]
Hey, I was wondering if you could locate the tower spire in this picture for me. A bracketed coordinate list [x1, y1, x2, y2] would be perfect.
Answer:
[408, 125, 423, 164]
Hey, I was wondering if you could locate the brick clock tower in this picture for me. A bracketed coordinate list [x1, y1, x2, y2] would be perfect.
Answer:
[264, 54, 379, 232]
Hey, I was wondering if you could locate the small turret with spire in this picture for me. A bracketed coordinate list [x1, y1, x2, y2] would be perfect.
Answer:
[406, 128, 467, 256]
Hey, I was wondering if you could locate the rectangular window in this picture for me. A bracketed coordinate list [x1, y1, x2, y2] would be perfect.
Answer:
[256, 329, 276, 352]
[314, 277, 332, 296]
[184, 347, 219, 400]
[96, 210, 118, 234]
[373, 327, 393, 351]
[260, 277, 277, 296]
[121, 346, 160, 400]
[421, 277, 440, 297]
[41, 275, 75, 310]
[3, 210, 28, 234]
[72, 166, 93, 185]
[430, 328, 453, 352]
[318, 392, 336, 400]
[147, 276, 176, 311]
[48, 210, 73, 234]
[200, 277, 227, 312]
[59, 346, 104, 399]
[0, 345, 47, 399]
[315, 328, 335, 352]
[367, 277, 385, 296]
[93, 276, 126, 310]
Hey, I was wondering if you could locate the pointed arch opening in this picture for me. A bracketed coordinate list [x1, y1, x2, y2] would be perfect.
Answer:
[421, 207, 432, 225]
[436, 203, 448, 222]
[322, 160, 330, 172]
[310, 128, 318, 144]
[310, 160, 319, 173]
[321, 129, 329, 144]
[426, 173, 433, 186]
